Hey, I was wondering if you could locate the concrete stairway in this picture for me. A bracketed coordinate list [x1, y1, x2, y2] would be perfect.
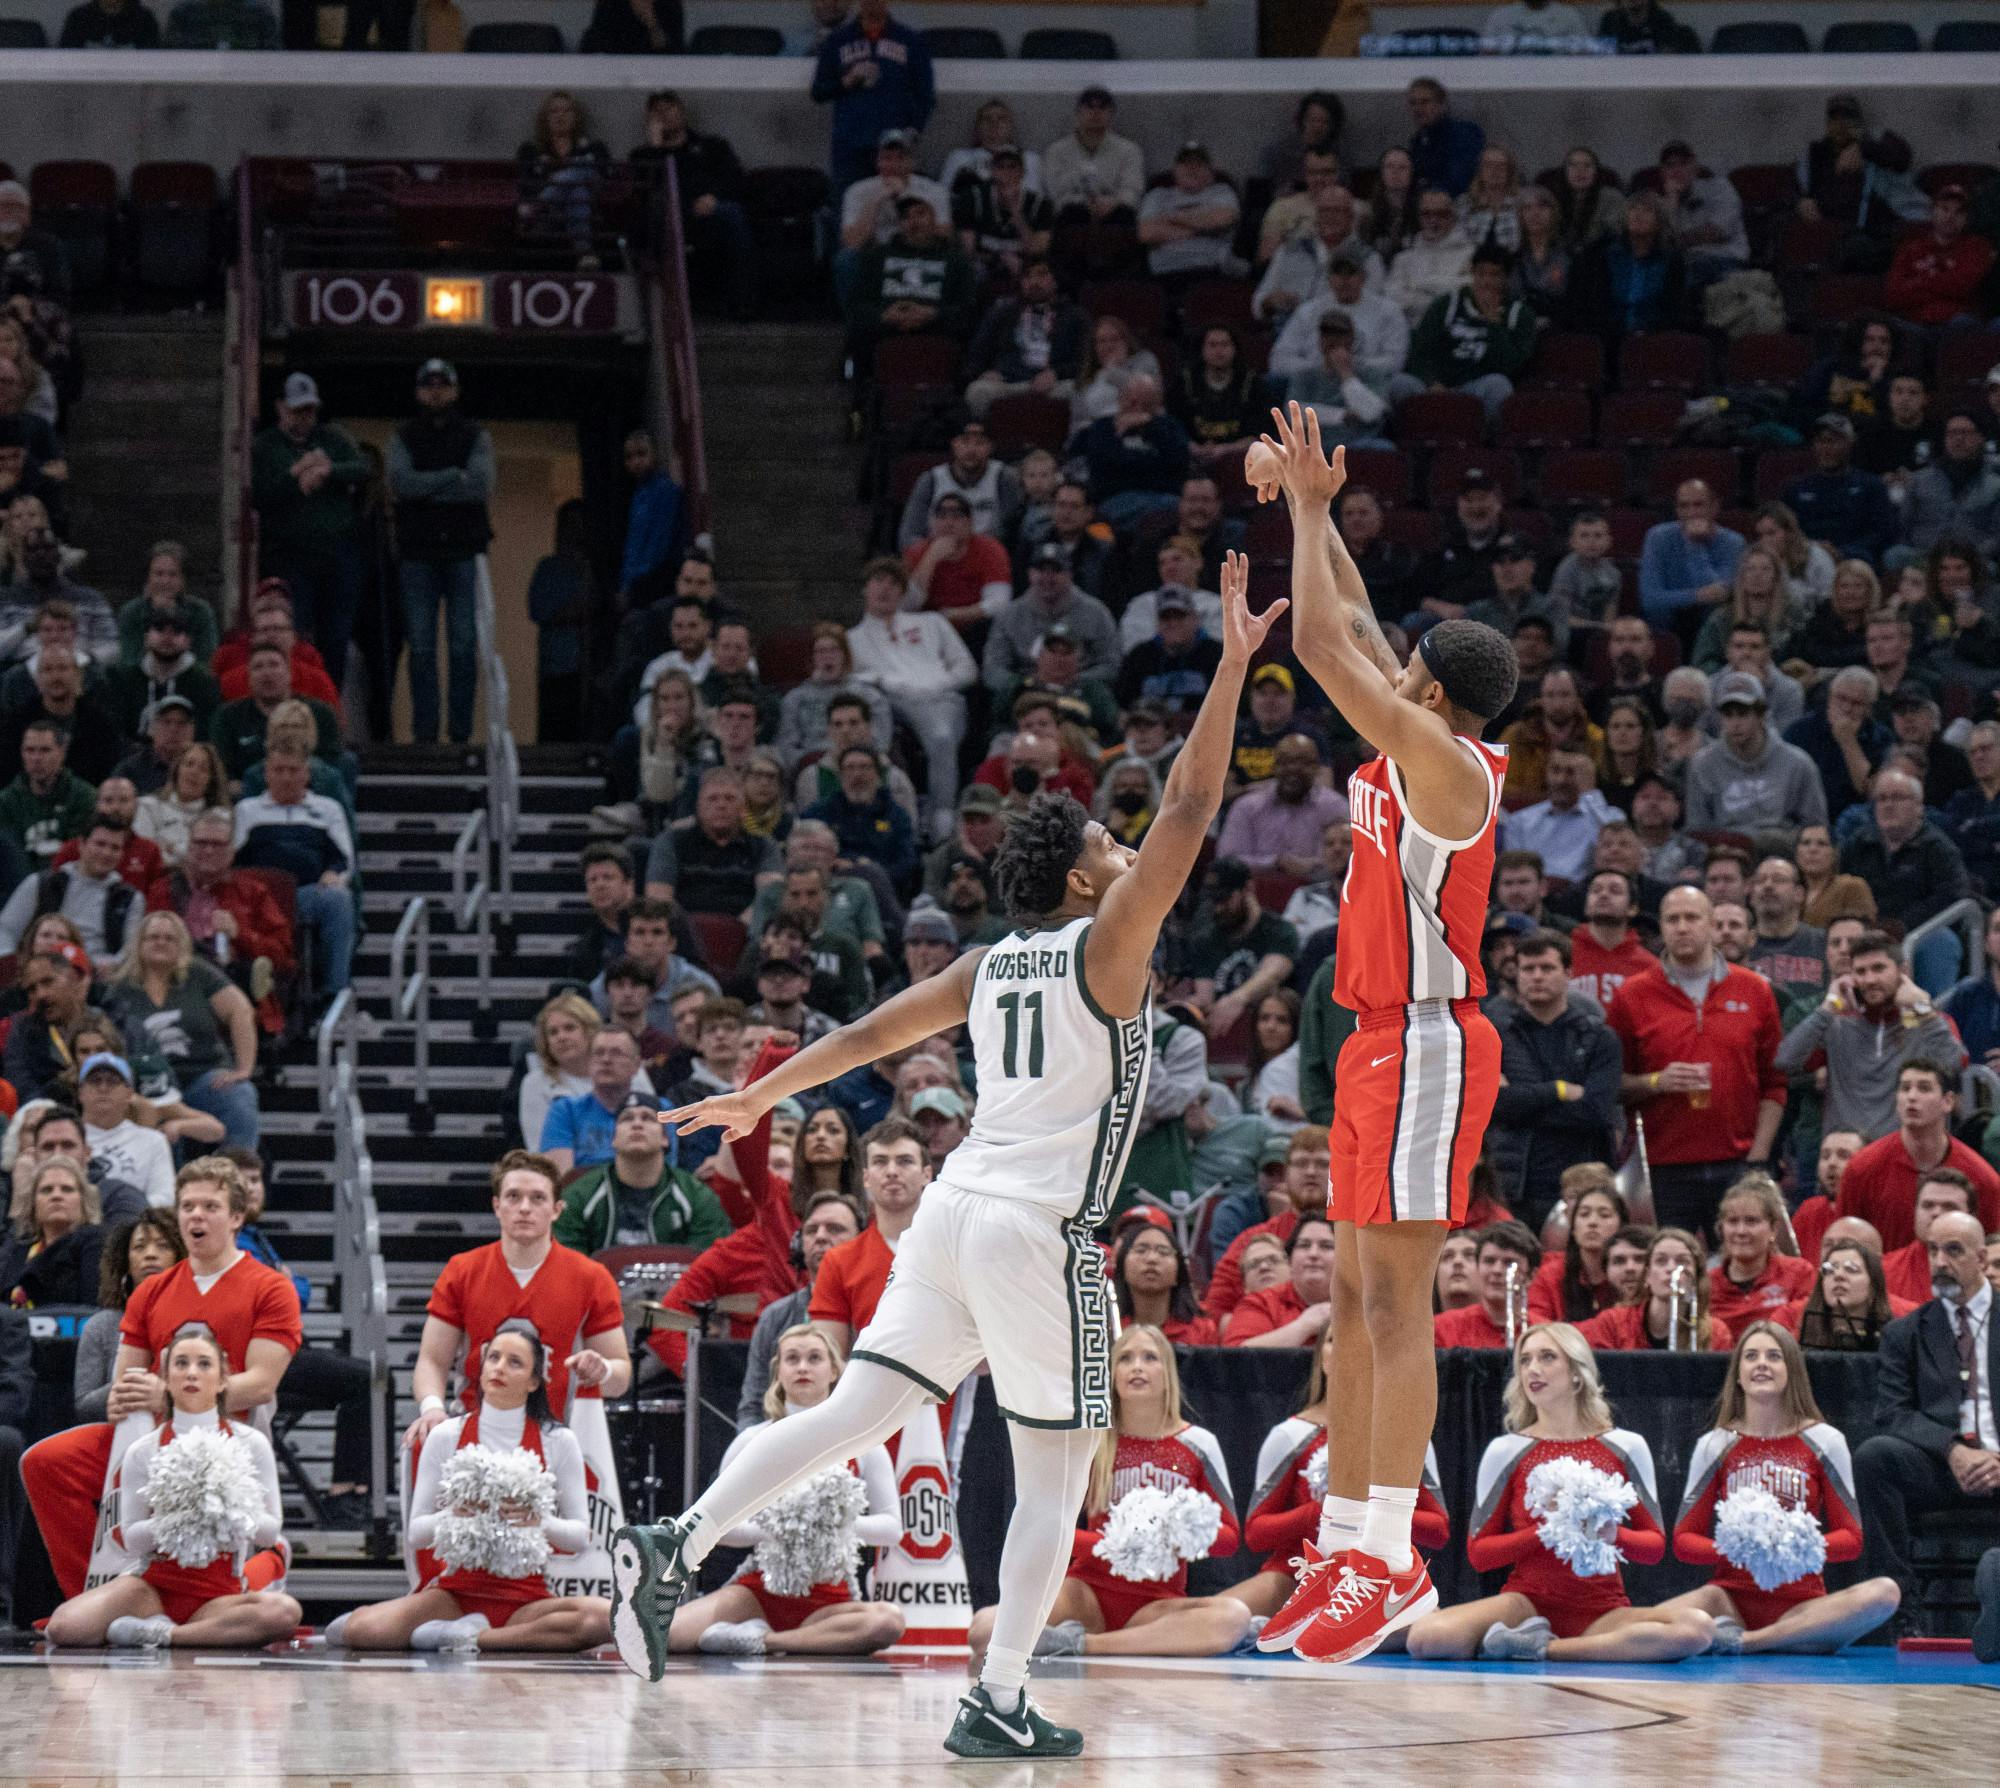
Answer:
[694, 318, 870, 626]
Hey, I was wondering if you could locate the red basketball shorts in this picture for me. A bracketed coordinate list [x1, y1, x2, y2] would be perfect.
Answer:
[1329, 999, 1500, 1228]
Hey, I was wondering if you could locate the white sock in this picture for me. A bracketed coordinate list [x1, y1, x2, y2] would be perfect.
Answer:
[1315, 1494, 1367, 1556]
[1359, 1484, 1418, 1573]
[980, 1646, 1030, 1703]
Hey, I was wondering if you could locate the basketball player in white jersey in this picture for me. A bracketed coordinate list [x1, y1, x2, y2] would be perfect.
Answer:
[610, 555, 1285, 1758]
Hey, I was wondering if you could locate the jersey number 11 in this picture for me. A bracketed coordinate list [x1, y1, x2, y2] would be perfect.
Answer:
[996, 990, 1045, 1079]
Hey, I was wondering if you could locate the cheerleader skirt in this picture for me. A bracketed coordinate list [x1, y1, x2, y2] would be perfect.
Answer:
[435, 1567, 552, 1630]
[143, 1556, 245, 1625]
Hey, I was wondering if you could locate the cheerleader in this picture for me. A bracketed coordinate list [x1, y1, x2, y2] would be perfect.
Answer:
[44, 1323, 300, 1650]
[668, 1323, 904, 1658]
[1525, 1175, 1626, 1324]
[1234, 1316, 1449, 1622]
[1658, 1322, 1900, 1652]
[1579, 1228, 1735, 1352]
[967, 1326, 1248, 1664]
[342, 1321, 611, 1654]
[1114, 1220, 1219, 1346]
[1405, 1323, 1713, 1663]
[1707, 1176, 1815, 1329]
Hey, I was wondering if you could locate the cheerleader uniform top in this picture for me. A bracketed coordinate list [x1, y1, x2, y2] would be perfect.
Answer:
[1071, 1426, 1240, 1595]
[117, 1406, 284, 1563]
[407, 1404, 591, 1557]
[713, 1423, 902, 1561]
[1672, 1426, 1862, 1604]
[1244, 1420, 1450, 1560]
[1467, 1431, 1665, 1619]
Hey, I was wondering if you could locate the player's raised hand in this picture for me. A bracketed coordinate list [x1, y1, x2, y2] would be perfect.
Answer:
[1219, 550, 1287, 663]
[660, 1090, 768, 1143]
[1261, 402, 1347, 507]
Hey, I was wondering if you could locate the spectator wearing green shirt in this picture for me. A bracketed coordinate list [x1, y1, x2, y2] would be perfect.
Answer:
[114, 543, 218, 670]
[209, 645, 344, 781]
[0, 717, 97, 869]
[1391, 245, 1537, 422]
[552, 1094, 732, 1254]
[250, 372, 368, 688]
[1296, 955, 1357, 1127]
[1180, 857, 1301, 1047]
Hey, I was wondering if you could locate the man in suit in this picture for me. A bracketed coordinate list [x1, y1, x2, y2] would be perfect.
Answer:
[1855, 1210, 2000, 1624]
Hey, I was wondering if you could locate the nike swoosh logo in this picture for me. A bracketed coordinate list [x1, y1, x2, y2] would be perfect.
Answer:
[1370, 1053, 1397, 1068]
[1383, 1580, 1425, 1619]
[985, 1712, 1038, 1748]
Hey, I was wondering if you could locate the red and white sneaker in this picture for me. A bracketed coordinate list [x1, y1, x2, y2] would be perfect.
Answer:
[1291, 1551, 1437, 1665]
[1255, 1541, 1346, 1653]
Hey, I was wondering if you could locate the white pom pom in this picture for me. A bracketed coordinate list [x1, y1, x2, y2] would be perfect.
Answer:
[752, 1470, 871, 1599]
[1713, 1486, 1827, 1593]
[1524, 1455, 1638, 1579]
[1092, 1485, 1222, 1584]
[1304, 1446, 1328, 1501]
[432, 1444, 559, 1579]
[143, 1427, 267, 1569]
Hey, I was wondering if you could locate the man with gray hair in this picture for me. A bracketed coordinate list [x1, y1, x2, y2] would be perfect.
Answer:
[1253, 187, 1385, 327]
[1685, 669, 1828, 832]
[1657, 664, 1713, 765]
[746, 822, 888, 964]
[1842, 769, 1973, 991]
[1785, 662, 1891, 817]
[1070, 372, 1192, 531]
[1942, 719, 2000, 895]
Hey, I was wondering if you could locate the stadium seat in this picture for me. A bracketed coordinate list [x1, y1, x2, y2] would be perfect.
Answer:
[740, 166, 830, 312]
[1822, 20, 1921, 51]
[1727, 164, 1803, 213]
[1077, 280, 1168, 334]
[1752, 448, 1815, 504]
[27, 159, 117, 297]
[1177, 278, 1256, 332]
[1619, 331, 1712, 393]
[871, 335, 963, 387]
[1252, 873, 1303, 915]
[1810, 274, 1887, 328]
[1243, 505, 1294, 559]
[1723, 332, 1814, 388]
[1540, 449, 1629, 508]
[1646, 447, 1739, 507]
[0, 17, 46, 43]
[755, 626, 818, 690]
[130, 161, 218, 295]
[1380, 508, 1441, 553]
[464, 21, 564, 51]
[1019, 27, 1117, 58]
[1496, 390, 1592, 449]
[1933, 19, 2000, 49]
[1395, 391, 1485, 449]
[1429, 446, 1522, 505]
[1597, 391, 1684, 447]
[923, 26, 1005, 57]
[1938, 329, 2000, 392]
[985, 393, 1071, 455]
[1517, 331, 1606, 392]
[687, 24, 783, 53]
[1605, 507, 1664, 558]
[685, 913, 747, 971]
[1918, 162, 2000, 198]
[1709, 21, 1809, 51]
[1342, 448, 1412, 507]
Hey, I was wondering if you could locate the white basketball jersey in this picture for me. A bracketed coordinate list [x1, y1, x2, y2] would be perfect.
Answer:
[940, 914, 1152, 1225]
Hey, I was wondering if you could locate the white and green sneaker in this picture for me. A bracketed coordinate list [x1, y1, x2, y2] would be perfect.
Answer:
[943, 1686, 1084, 1760]
[609, 1516, 698, 1683]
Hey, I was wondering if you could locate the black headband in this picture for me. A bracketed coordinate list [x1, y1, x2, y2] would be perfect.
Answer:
[1417, 627, 1475, 714]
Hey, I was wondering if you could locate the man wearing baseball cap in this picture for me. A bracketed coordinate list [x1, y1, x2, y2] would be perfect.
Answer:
[1782, 411, 1898, 566]
[1685, 669, 1830, 832]
[0, 939, 93, 1099]
[1138, 141, 1243, 281]
[250, 370, 367, 685]
[1233, 662, 1328, 785]
[78, 1051, 179, 1210]
[554, 1089, 731, 1254]
[389, 360, 494, 746]
[1886, 181, 1996, 328]
[103, 603, 220, 742]
[811, 0, 936, 192]
[908, 1085, 970, 1171]
[1655, 140, 1749, 282]
[837, 128, 950, 271]
[747, 950, 838, 1045]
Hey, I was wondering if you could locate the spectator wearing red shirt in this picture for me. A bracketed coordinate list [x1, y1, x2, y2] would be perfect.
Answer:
[1884, 185, 1995, 329]
[1707, 1174, 1817, 1329]
[212, 581, 334, 697]
[1580, 1228, 1736, 1353]
[901, 492, 1014, 626]
[1112, 1216, 1218, 1347]
[1788, 1127, 1868, 1262]
[1224, 1215, 1334, 1346]
[51, 775, 162, 891]
[1608, 887, 1786, 1239]
[1882, 1169, 1980, 1304]
[970, 690, 1098, 807]
[216, 612, 341, 709]
[1838, 1058, 2000, 1251]
[1434, 1221, 1540, 1349]
[1201, 1124, 1329, 1320]
[809, 1116, 931, 1348]
[1568, 868, 1656, 1010]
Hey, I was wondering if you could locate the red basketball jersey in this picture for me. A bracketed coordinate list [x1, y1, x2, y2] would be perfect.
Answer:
[1335, 736, 1507, 1013]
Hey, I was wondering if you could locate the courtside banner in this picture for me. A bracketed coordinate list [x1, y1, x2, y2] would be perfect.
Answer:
[871, 1401, 971, 1658]
[82, 1412, 155, 1589]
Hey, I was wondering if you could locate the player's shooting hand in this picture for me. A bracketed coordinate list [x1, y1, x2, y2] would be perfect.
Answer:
[1260, 401, 1347, 507]
[1219, 550, 1287, 665]
[661, 1089, 769, 1143]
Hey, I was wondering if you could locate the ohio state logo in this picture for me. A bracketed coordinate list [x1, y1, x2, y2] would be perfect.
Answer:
[898, 1463, 957, 1561]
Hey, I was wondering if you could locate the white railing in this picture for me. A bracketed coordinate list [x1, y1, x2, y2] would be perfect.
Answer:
[472, 553, 518, 921]
[451, 806, 495, 1034]
[386, 895, 433, 1131]
[1903, 898, 1984, 982]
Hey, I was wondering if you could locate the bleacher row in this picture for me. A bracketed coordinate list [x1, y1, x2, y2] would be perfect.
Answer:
[0, 159, 219, 300]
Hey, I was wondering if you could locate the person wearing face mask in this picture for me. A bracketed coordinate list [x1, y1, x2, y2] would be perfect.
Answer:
[1853, 1209, 2000, 1631]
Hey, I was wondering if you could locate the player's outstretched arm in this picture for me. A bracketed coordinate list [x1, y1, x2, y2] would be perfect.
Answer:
[1087, 552, 1287, 1019]
[662, 952, 983, 1141]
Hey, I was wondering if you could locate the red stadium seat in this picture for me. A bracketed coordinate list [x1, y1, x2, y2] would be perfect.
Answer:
[1775, 217, 1843, 274]
[1728, 163, 1803, 214]
[1243, 504, 1293, 557]
[871, 336, 963, 387]
[1938, 330, 2000, 391]
[28, 159, 117, 296]
[1752, 448, 1815, 504]
[1646, 446, 1739, 507]
[1723, 332, 1814, 388]
[1252, 872, 1304, 914]
[685, 913, 747, 971]
[1811, 275, 1887, 328]
[1429, 446, 1522, 505]
[1597, 391, 1684, 447]
[1517, 332, 1606, 392]
[756, 625, 818, 690]
[985, 393, 1070, 455]
[1395, 391, 1485, 449]
[1496, 390, 1592, 448]
[1077, 280, 1167, 334]
[1540, 448, 1630, 507]
[1177, 277, 1256, 332]
[1380, 508, 1441, 553]
[1605, 506, 1664, 557]
[884, 449, 935, 510]
[1341, 447, 1411, 507]
[1619, 332, 1712, 393]
[1918, 161, 2000, 197]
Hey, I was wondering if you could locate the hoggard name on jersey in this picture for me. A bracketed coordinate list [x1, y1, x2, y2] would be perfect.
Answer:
[985, 947, 1070, 983]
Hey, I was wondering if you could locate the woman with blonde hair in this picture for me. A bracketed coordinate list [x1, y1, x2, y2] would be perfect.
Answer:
[967, 1325, 1247, 1665]
[667, 1323, 903, 1657]
[1070, 313, 1162, 433]
[1405, 1323, 1711, 1663]
[0, 314, 57, 424]
[740, 750, 792, 843]
[1752, 502, 1835, 610]
[1580, 1227, 1734, 1352]
[1789, 559, 1881, 673]
[1660, 1322, 1900, 1652]
[1693, 545, 1799, 670]
[518, 991, 654, 1152]
[1458, 144, 1524, 252]
[104, 909, 260, 1149]
[517, 90, 610, 263]
[134, 743, 231, 869]
[0, 1154, 104, 1307]
[1707, 1173, 1814, 1328]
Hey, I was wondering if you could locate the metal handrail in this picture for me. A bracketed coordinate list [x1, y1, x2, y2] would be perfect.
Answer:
[227, 160, 261, 624]
[329, 1053, 392, 1536]
[314, 986, 359, 1115]
[450, 808, 494, 1028]
[472, 554, 517, 915]
[653, 158, 710, 540]
[1903, 897, 1984, 980]
[387, 895, 432, 1120]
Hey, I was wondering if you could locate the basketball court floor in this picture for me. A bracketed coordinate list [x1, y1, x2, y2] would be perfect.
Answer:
[3, 1647, 1994, 1784]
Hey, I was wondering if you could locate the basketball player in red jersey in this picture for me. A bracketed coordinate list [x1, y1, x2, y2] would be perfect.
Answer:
[1253, 405, 1520, 1664]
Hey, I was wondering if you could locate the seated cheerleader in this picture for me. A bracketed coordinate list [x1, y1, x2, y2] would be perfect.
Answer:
[968, 1325, 1248, 1665]
[341, 1320, 611, 1654]
[668, 1322, 905, 1658]
[1578, 1227, 1735, 1353]
[1657, 1321, 1900, 1652]
[1234, 1316, 1449, 1623]
[1405, 1322, 1714, 1664]
[44, 1322, 300, 1651]
[1772, 1238, 1916, 1350]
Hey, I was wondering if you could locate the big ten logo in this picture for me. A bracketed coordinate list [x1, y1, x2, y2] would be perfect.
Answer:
[898, 1463, 957, 1562]
[1349, 774, 1393, 857]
